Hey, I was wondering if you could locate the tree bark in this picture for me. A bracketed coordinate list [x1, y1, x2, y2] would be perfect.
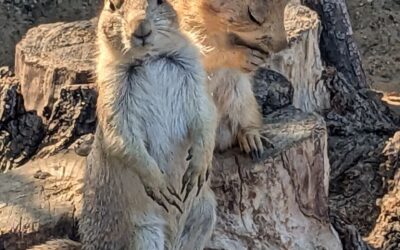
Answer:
[14, 19, 97, 118]
[0, 107, 342, 250]
[11, 20, 98, 165]
[5, 1, 397, 249]
[0, 71, 45, 172]
[264, 2, 399, 249]
[301, 0, 368, 89]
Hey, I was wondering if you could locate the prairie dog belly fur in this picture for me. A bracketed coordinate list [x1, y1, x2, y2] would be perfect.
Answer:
[119, 55, 208, 177]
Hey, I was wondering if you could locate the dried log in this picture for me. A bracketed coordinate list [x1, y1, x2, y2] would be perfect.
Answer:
[363, 132, 400, 250]
[14, 19, 97, 118]
[265, 3, 327, 113]
[263, 3, 399, 247]
[301, 0, 368, 89]
[10, 20, 99, 163]
[0, 69, 45, 172]
[34, 85, 97, 159]
[0, 0, 101, 67]
[0, 107, 342, 250]
[209, 107, 342, 249]
[265, 3, 399, 135]
[9, 2, 392, 249]
[253, 69, 294, 116]
[329, 210, 373, 250]
[0, 152, 84, 250]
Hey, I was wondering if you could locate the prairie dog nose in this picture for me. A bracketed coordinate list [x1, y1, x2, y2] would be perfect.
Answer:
[133, 19, 152, 39]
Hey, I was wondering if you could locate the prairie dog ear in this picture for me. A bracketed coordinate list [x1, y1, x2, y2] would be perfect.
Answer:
[107, 0, 124, 11]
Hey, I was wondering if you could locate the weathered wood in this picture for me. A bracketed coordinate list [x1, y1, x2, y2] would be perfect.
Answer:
[0, 70, 45, 172]
[15, 19, 97, 118]
[0, 0, 101, 67]
[209, 107, 341, 249]
[264, 3, 398, 248]
[33, 85, 97, 159]
[0, 152, 84, 250]
[266, 3, 399, 134]
[301, 0, 368, 89]
[282, 2, 400, 247]
[363, 132, 400, 250]
[0, 107, 342, 250]
[329, 210, 373, 250]
[9, 1, 395, 249]
[265, 3, 327, 113]
[9, 20, 99, 167]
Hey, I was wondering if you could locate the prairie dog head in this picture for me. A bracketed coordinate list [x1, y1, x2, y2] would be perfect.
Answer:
[98, 0, 183, 62]
[200, 0, 289, 53]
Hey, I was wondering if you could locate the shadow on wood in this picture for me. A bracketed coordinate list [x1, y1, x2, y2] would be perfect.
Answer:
[0, 107, 342, 250]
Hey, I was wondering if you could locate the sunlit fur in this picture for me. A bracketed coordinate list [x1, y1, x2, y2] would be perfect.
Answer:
[171, 0, 289, 70]
[28, 0, 218, 249]
[168, 0, 290, 154]
[85, 0, 218, 249]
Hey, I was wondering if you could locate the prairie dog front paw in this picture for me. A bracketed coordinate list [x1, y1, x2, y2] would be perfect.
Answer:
[181, 157, 210, 202]
[239, 47, 269, 72]
[141, 168, 183, 213]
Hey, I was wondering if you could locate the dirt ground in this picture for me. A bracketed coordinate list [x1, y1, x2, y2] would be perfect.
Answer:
[0, 0, 101, 66]
[1, 0, 398, 94]
[347, 0, 400, 95]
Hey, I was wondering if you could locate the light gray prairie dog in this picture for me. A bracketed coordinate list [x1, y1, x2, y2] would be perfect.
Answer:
[29, 0, 217, 249]
[171, 0, 290, 159]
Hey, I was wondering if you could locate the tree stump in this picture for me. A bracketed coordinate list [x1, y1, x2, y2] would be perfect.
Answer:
[3, 0, 399, 248]
[265, 2, 327, 113]
[0, 107, 342, 250]
[14, 19, 97, 118]
[13, 20, 98, 162]
[0, 69, 45, 172]
[264, 3, 399, 248]
[208, 107, 341, 249]
[301, 0, 368, 89]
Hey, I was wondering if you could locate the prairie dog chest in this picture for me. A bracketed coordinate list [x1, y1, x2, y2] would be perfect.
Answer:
[122, 58, 200, 142]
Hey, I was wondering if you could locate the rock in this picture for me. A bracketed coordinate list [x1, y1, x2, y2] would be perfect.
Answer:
[0, 107, 342, 250]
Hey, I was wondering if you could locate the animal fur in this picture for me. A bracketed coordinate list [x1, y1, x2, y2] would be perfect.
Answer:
[29, 0, 217, 249]
[170, 0, 290, 157]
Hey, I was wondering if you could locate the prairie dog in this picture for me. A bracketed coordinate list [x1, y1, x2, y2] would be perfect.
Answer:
[29, 0, 217, 249]
[171, 0, 290, 158]
[171, 0, 289, 72]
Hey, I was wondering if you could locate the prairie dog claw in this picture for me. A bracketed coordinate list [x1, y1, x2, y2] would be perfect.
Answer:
[181, 160, 209, 202]
[142, 169, 183, 213]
